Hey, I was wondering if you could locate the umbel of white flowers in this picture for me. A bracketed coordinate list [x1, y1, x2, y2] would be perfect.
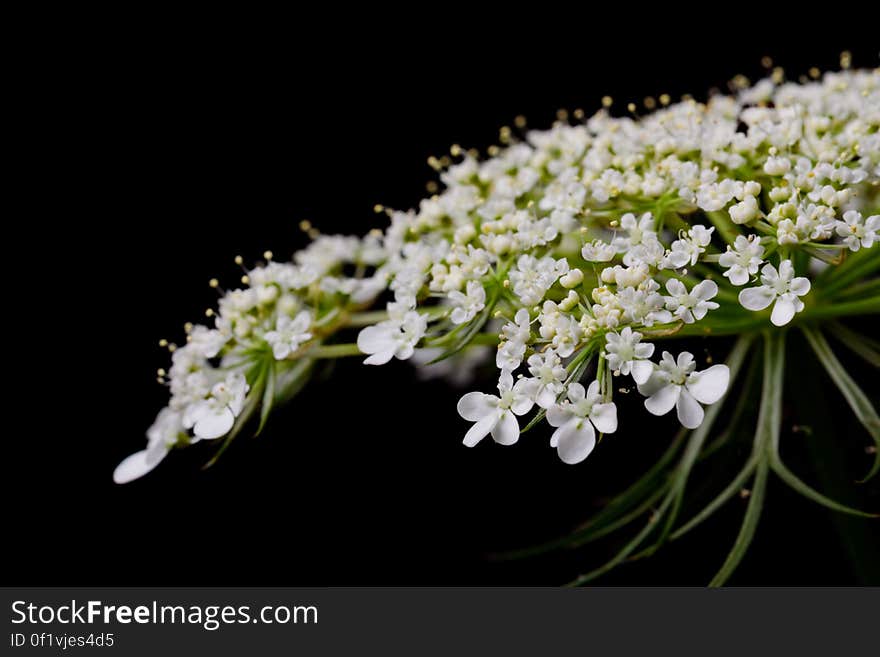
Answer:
[116, 68, 879, 483]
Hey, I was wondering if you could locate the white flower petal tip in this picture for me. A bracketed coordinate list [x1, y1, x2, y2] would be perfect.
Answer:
[687, 364, 730, 405]
[644, 383, 680, 416]
[552, 419, 596, 465]
[770, 297, 796, 326]
[112, 448, 168, 484]
[676, 389, 705, 429]
[631, 361, 654, 385]
[738, 287, 775, 311]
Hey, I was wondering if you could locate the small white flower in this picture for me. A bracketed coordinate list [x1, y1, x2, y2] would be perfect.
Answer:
[526, 349, 567, 408]
[457, 370, 534, 447]
[696, 179, 740, 212]
[605, 327, 654, 383]
[264, 310, 313, 360]
[738, 259, 811, 326]
[664, 279, 719, 324]
[835, 211, 880, 252]
[113, 408, 183, 484]
[547, 312, 583, 358]
[508, 255, 569, 306]
[719, 235, 764, 286]
[189, 325, 228, 359]
[663, 225, 715, 269]
[448, 280, 487, 325]
[581, 239, 616, 262]
[183, 372, 249, 440]
[763, 155, 791, 176]
[546, 381, 617, 464]
[638, 352, 730, 429]
[559, 268, 584, 289]
[496, 308, 532, 371]
[728, 195, 759, 224]
[357, 310, 428, 365]
[611, 212, 657, 252]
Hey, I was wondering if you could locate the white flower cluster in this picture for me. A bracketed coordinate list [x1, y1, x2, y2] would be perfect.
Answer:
[118, 68, 879, 482]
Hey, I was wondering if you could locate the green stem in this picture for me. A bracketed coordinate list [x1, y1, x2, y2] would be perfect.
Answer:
[305, 343, 363, 358]
[346, 310, 389, 327]
[802, 326, 880, 482]
[705, 210, 741, 247]
[708, 330, 783, 586]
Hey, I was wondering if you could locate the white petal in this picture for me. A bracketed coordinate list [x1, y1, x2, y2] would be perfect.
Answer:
[113, 447, 168, 484]
[564, 383, 584, 403]
[357, 325, 395, 353]
[637, 371, 667, 397]
[770, 296, 796, 326]
[457, 392, 495, 422]
[778, 259, 794, 281]
[631, 360, 654, 385]
[693, 279, 718, 301]
[590, 402, 618, 434]
[491, 410, 520, 445]
[644, 384, 680, 416]
[687, 364, 730, 405]
[193, 409, 234, 440]
[510, 394, 536, 416]
[789, 276, 811, 297]
[535, 386, 557, 410]
[547, 405, 573, 428]
[726, 266, 750, 286]
[363, 347, 396, 366]
[739, 286, 775, 311]
[760, 262, 779, 283]
[676, 388, 705, 429]
[554, 418, 596, 465]
[634, 342, 654, 359]
[463, 413, 497, 447]
[666, 279, 686, 295]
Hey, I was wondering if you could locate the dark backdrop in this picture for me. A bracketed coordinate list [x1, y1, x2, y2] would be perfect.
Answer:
[8, 19, 879, 585]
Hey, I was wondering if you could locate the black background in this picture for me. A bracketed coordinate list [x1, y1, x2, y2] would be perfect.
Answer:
[8, 16, 879, 585]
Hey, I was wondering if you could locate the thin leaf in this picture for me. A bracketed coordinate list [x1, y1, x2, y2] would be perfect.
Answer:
[655, 335, 755, 547]
[698, 352, 761, 462]
[804, 296, 880, 321]
[255, 360, 276, 436]
[803, 326, 880, 481]
[708, 458, 769, 587]
[565, 429, 685, 546]
[426, 290, 498, 364]
[494, 429, 685, 561]
[670, 456, 758, 540]
[708, 330, 783, 586]
[567, 494, 676, 586]
[627, 455, 759, 564]
[770, 457, 878, 518]
[828, 322, 880, 369]
[274, 358, 315, 404]
[835, 278, 880, 301]
[803, 245, 845, 265]
[818, 246, 880, 294]
[709, 330, 785, 586]
[573, 484, 672, 547]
